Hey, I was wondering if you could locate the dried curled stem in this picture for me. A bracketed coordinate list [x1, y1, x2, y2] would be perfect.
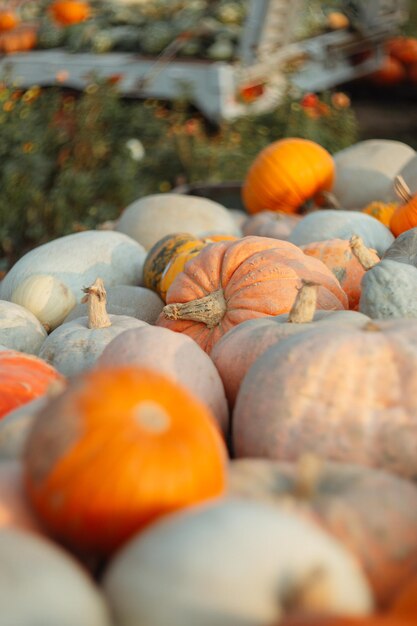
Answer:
[394, 175, 413, 204]
[288, 280, 319, 324]
[163, 289, 227, 329]
[349, 235, 379, 271]
[293, 453, 324, 500]
[81, 278, 111, 329]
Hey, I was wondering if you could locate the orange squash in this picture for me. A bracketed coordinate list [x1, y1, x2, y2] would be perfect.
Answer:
[24, 366, 227, 555]
[49, 0, 91, 26]
[242, 138, 335, 215]
[301, 238, 379, 310]
[0, 350, 64, 420]
[0, 10, 20, 32]
[157, 236, 348, 353]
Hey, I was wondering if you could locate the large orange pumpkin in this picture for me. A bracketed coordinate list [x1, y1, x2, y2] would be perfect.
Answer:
[24, 366, 227, 555]
[242, 138, 335, 215]
[49, 0, 91, 26]
[157, 236, 348, 353]
[0, 350, 64, 420]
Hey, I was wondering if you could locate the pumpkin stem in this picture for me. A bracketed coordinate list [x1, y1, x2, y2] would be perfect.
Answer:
[293, 453, 323, 500]
[363, 320, 381, 332]
[318, 190, 342, 210]
[282, 565, 330, 614]
[81, 278, 111, 329]
[349, 235, 379, 271]
[288, 280, 319, 324]
[162, 289, 227, 329]
[394, 175, 413, 204]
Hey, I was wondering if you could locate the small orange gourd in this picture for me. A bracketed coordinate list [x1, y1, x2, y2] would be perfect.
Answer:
[242, 138, 335, 215]
[0, 10, 19, 32]
[362, 202, 398, 228]
[24, 366, 227, 555]
[49, 0, 91, 26]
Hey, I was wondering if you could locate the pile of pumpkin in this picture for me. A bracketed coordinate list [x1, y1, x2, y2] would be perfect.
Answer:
[370, 35, 417, 86]
[3, 135, 417, 625]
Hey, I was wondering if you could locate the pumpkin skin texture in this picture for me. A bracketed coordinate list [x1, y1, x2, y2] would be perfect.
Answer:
[0, 397, 47, 461]
[63, 285, 163, 325]
[0, 350, 64, 420]
[143, 232, 200, 294]
[289, 211, 394, 257]
[0, 528, 110, 626]
[116, 193, 239, 250]
[242, 210, 302, 240]
[233, 319, 417, 479]
[359, 259, 417, 319]
[383, 227, 417, 266]
[229, 458, 417, 608]
[97, 324, 229, 434]
[24, 366, 227, 555]
[157, 236, 348, 353]
[242, 138, 335, 215]
[103, 500, 372, 626]
[301, 239, 380, 310]
[211, 309, 369, 409]
[0, 299, 47, 354]
[0, 460, 43, 533]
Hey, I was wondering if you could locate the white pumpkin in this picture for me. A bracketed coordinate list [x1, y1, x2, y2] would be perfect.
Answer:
[0, 300, 47, 354]
[103, 499, 373, 626]
[115, 193, 240, 250]
[0, 397, 47, 461]
[0, 231, 146, 329]
[0, 527, 111, 626]
[64, 285, 163, 325]
[387, 153, 417, 199]
[333, 139, 415, 209]
[38, 279, 146, 376]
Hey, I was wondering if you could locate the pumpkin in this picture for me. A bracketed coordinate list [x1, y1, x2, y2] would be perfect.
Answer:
[388, 36, 417, 65]
[24, 365, 227, 554]
[0, 460, 43, 533]
[242, 210, 302, 240]
[301, 238, 380, 310]
[0, 397, 48, 461]
[211, 282, 369, 408]
[103, 499, 372, 626]
[38, 278, 145, 376]
[49, 0, 91, 26]
[383, 227, 417, 266]
[0, 230, 146, 328]
[332, 140, 414, 210]
[388, 155, 417, 199]
[359, 260, 417, 319]
[63, 284, 163, 325]
[229, 457, 417, 608]
[390, 177, 417, 236]
[233, 318, 417, 479]
[390, 574, 417, 618]
[0, 299, 47, 353]
[280, 616, 414, 626]
[242, 138, 335, 215]
[0, 10, 20, 32]
[115, 193, 239, 250]
[289, 210, 394, 257]
[0, 350, 64, 420]
[370, 56, 407, 85]
[157, 236, 348, 353]
[97, 324, 229, 435]
[0, 21, 37, 53]
[0, 527, 110, 625]
[362, 202, 398, 227]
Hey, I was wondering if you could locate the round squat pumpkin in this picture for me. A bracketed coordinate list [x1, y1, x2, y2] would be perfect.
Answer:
[24, 366, 227, 555]
[242, 138, 335, 215]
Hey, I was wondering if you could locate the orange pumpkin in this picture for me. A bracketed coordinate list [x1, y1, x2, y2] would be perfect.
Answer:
[49, 0, 91, 26]
[24, 366, 227, 554]
[390, 177, 417, 236]
[0, 22, 37, 53]
[301, 238, 379, 310]
[370, 56, 406, 86]
[0, 10, 20, 32]
[388, 36, 417, 65]
[362, 202, 398, 228]
[242, 138, 335, 215]
[390, 575, 417, 618]
[0, 350, 64, 420]
[280, 617, 415, 626]
[157, 236, 348, 353]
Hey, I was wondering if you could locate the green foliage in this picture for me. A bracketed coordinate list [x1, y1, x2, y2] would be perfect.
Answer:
[0, 79, 357, 270]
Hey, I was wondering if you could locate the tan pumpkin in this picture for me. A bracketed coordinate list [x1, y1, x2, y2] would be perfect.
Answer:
[229, 457, 417, 608]
[157, 236, 348, 353]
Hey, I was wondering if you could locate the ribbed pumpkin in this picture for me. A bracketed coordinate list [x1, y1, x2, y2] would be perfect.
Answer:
[49, 0, 91, 26]
[24, 366, 227, 555]
[0, 351, 64, 420]
[301, 238, 380, 310]
[390, 177, 417, 236]
[157, 236, 348, 353]
[242, 138, 335, 215]
[362, 202, 398, 228]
